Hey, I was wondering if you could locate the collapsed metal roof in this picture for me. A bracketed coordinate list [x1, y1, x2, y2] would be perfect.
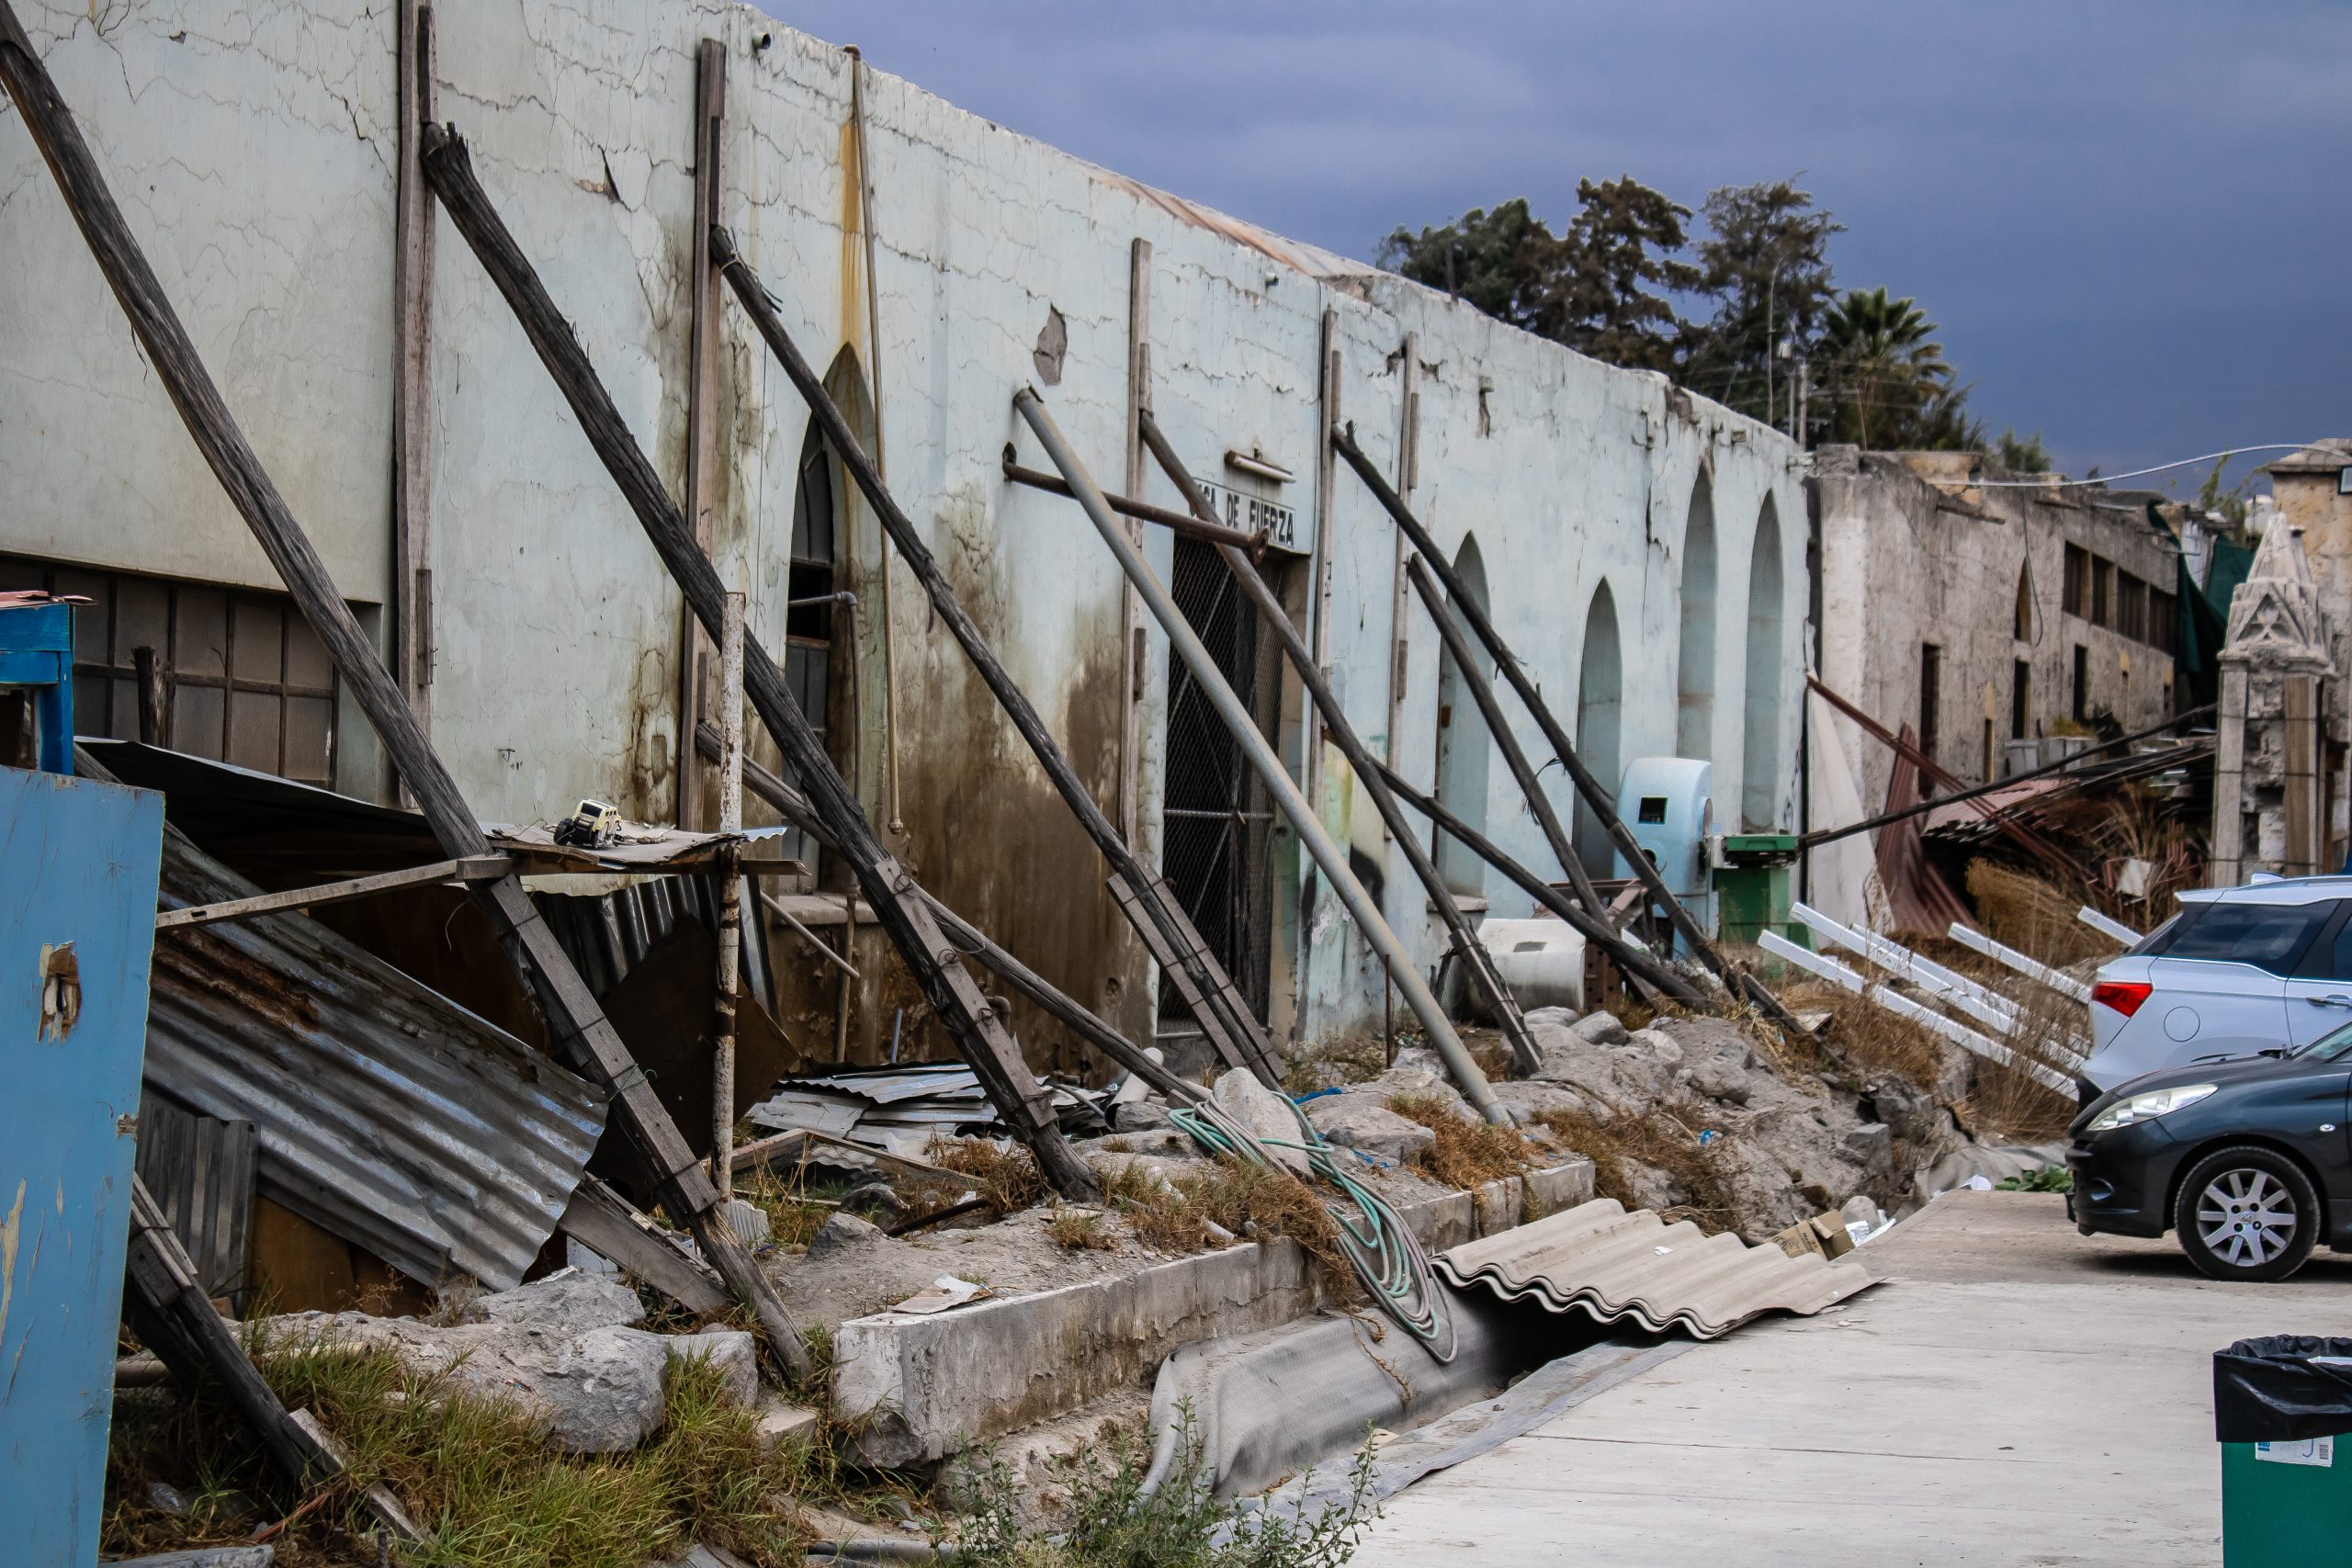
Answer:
[1435, 1200, 1872, 1338]
[141, 825, 608, 1290]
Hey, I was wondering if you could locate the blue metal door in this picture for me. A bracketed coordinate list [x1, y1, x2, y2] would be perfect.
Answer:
[0, 764, 164, 1565]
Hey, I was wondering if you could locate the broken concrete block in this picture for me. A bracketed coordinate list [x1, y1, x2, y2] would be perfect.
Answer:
[1112, 1099, 1174, 1133]
[1687, 1057, 1753, 1104]
[1865, 1076, 1939, 1144]
[674, 1325, 760, 1408]
[753, 1397, 821, 1451]
[1211, 1068, 1310, 1175]
[805, 1211, 887, 1259]
[1523, 1005, 1581, 1032]
[470, 1270, 644, 1337]
[533, 1325, 673, 1452]
[1841, 1122, 1894, 1173]
[1571, 1011, 1630, 1046]
[1304, 1094, 1435, 1163]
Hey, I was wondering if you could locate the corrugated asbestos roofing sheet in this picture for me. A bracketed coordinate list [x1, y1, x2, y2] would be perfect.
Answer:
[1436, 1200, 1871, 1338]
[142, 827, 608, 1290]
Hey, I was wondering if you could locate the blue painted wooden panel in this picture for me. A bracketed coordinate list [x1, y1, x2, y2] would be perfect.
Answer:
[0, 601, 75, 773]
[0, 764, 164, 1565]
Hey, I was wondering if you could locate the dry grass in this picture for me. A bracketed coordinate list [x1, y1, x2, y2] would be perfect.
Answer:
[1534, 1102, 1745, 1235]
[1280, 1032, 1390, 1094]
[106, 1339, 816, 1568]
[1966, 858, 2113, 967]
[1386, 1095, 1532, 1189]
[1097, 1156, 1342, 1274]
[912, 1137, 1046, 1220]
[731, 1166, 837, 1250]
[1044, 1206, 1117, 1251]
[1781, 979, 1943, 1090]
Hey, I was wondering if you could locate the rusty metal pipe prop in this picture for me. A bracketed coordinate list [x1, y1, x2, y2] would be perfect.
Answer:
[1015, 387, 1505, 1124]
[1331, 423, 1799, 1033]
[1001, 454, 1265, 553]
[1133, 410, 1542, 1077]
[1797, 702, 2214, 851]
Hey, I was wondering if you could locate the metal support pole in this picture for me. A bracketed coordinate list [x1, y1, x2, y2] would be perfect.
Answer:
[1135, 411, 1542, 1075]
[1018, 388, 1506, 1124]
[712, 589, 743, 1197]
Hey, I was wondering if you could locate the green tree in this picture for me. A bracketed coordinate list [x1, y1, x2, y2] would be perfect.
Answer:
[1681, 178, 1843, 425]
[1993, 428, 2052, 473]
[1378, 179, 1696, 374]
[1378, 198, 1558, 333]
[1819, 286, 1979, 450]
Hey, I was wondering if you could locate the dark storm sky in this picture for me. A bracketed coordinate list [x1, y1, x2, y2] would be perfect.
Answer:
[775, 2, 2346, 488]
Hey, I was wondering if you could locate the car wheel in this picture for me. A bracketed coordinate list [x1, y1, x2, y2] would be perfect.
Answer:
[2173, 1145, 2320, 1283]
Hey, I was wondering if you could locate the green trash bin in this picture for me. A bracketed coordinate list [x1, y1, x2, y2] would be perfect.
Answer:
[2215, 1337, 2352, 1565]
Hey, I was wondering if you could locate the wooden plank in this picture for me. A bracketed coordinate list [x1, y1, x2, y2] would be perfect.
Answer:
[675, 38, 725, 829]
[0, 13, 808, 1382]
[417, 131, 1099, 1204]
[154, 854, 509, 929]
[557, 1178, 730, 1315]
[393, 0, 436, 728]
[1120, 237, 1151, 850]
[1307, 308, 1339, 808]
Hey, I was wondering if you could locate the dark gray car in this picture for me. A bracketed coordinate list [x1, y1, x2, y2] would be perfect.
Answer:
[2068, 1021, 2352, 1281]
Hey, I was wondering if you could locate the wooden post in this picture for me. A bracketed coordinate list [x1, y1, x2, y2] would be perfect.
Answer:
[132, 644, 164, 743]
[2212, 660, 2248, 887]
[1137, 411, 1544, 1074]
[1308, 308, 1340, 810]
[2287, 672, 2319, 877]
[416, 131, 1099, 1201]
[393, 1, 436, 735]
[1380, 333, 1419, 790]
[709, 230, 1278, 1086]
[0, 11, 811, 1381]
[713, 589, 743, 1195]
[1119, 237, 1151, 851]
[676, 38, 725, 829]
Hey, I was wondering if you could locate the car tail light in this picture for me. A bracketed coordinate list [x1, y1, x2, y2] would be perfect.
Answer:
[2091, 980, 2153, 1019]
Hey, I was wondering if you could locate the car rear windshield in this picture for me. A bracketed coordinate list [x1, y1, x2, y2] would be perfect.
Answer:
[2149, 900, 2338, 974]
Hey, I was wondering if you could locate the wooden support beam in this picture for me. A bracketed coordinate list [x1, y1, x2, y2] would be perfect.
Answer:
[556, 1178, 729, 1315]
[1308, 308, 1340, 808]
[393, 0, 436, 731]
[1001, 459, 1264, 551]
[155, 855, 509, 930]
[1334, 423, 1801, 1032]
[710, 230, 1278, 1088]
[1136, 410, 1543, 1076]
[1121, 236, 1151, 852]
[676, 38, 726, 829]
[415, 130, 1098, 1203]
[0, 12, 809, 1382]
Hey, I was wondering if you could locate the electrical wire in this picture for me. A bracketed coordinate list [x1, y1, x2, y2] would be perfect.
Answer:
[1968, 445, 2313, 489]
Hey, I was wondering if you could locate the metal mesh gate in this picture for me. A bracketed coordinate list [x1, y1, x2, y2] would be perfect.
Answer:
[1159, 536, 1281, 1027]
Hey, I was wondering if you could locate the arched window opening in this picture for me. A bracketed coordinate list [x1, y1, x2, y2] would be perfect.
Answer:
[1433, 536, 1492, 897]
[1676, 473, 1718, 760]
[1741, 498, 1787, 830]
[2014, 562, 2034, 641]
[1574, 582, 1623, 875]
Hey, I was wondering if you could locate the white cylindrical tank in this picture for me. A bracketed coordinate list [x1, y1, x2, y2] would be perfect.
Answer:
[1471, 918, 1587, 1017]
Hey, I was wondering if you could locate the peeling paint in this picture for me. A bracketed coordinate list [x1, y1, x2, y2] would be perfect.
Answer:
[0, 1179, 23, 1346]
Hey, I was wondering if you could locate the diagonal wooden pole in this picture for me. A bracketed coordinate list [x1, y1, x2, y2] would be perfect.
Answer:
[1132, 411, 1543, 1076]
[1334, 423, 1801, 1032]
[0, 3, 811, 1379]
[708, 230, 1278, 1086]
[413, 126, 1099, 1202]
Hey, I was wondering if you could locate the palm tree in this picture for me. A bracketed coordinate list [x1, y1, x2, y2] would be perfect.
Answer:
[1820, 287, 1962, 449]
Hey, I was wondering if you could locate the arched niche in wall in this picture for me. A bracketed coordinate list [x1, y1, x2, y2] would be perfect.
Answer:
[791, 345, 885, 840]
[1432, 535, 1492, 896]
[1741, 495, 1787, 830]
[1676, 470, 1719, 760]
[1574, 581, 1623, 875]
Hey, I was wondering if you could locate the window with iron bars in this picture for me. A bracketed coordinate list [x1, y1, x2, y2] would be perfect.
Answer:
[0, 555, 340, 786]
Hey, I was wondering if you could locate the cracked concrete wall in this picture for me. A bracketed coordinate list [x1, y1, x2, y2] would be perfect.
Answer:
[1, 0, 1809, 1053]
[1811, 448, 2178, 815]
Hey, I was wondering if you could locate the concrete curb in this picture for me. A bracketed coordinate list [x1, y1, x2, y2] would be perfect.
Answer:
[831, 1159, 1596, 1466]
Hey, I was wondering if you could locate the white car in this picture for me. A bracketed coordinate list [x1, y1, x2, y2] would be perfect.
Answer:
[2083, 877, 2352, 1093]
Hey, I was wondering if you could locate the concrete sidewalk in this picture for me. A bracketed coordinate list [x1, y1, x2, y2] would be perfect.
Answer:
[1353, 1190, 2352, 1566]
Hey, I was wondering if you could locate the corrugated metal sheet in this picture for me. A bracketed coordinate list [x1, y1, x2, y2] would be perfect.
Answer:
[537, 873, 771, 1013]
[142, 827, 608, 1290]
[1435, 1200, 1871, 1338]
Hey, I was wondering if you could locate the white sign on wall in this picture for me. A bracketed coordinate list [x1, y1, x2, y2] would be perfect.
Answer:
[1192, 475, 1304, 557]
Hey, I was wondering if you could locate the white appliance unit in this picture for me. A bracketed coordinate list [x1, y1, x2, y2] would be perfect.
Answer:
[1613, 756, 1716, 953]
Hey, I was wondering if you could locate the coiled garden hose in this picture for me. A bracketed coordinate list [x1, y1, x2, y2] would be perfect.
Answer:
[1168, 1097, 1455, 1363]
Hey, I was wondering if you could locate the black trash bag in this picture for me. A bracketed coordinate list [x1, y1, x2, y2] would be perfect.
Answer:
[2214, 1337, 2352, 1443]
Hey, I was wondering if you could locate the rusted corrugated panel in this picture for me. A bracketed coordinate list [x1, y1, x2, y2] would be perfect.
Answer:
[1435, 1201, 1871, 1338]
[141, 828, 607, 1290]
